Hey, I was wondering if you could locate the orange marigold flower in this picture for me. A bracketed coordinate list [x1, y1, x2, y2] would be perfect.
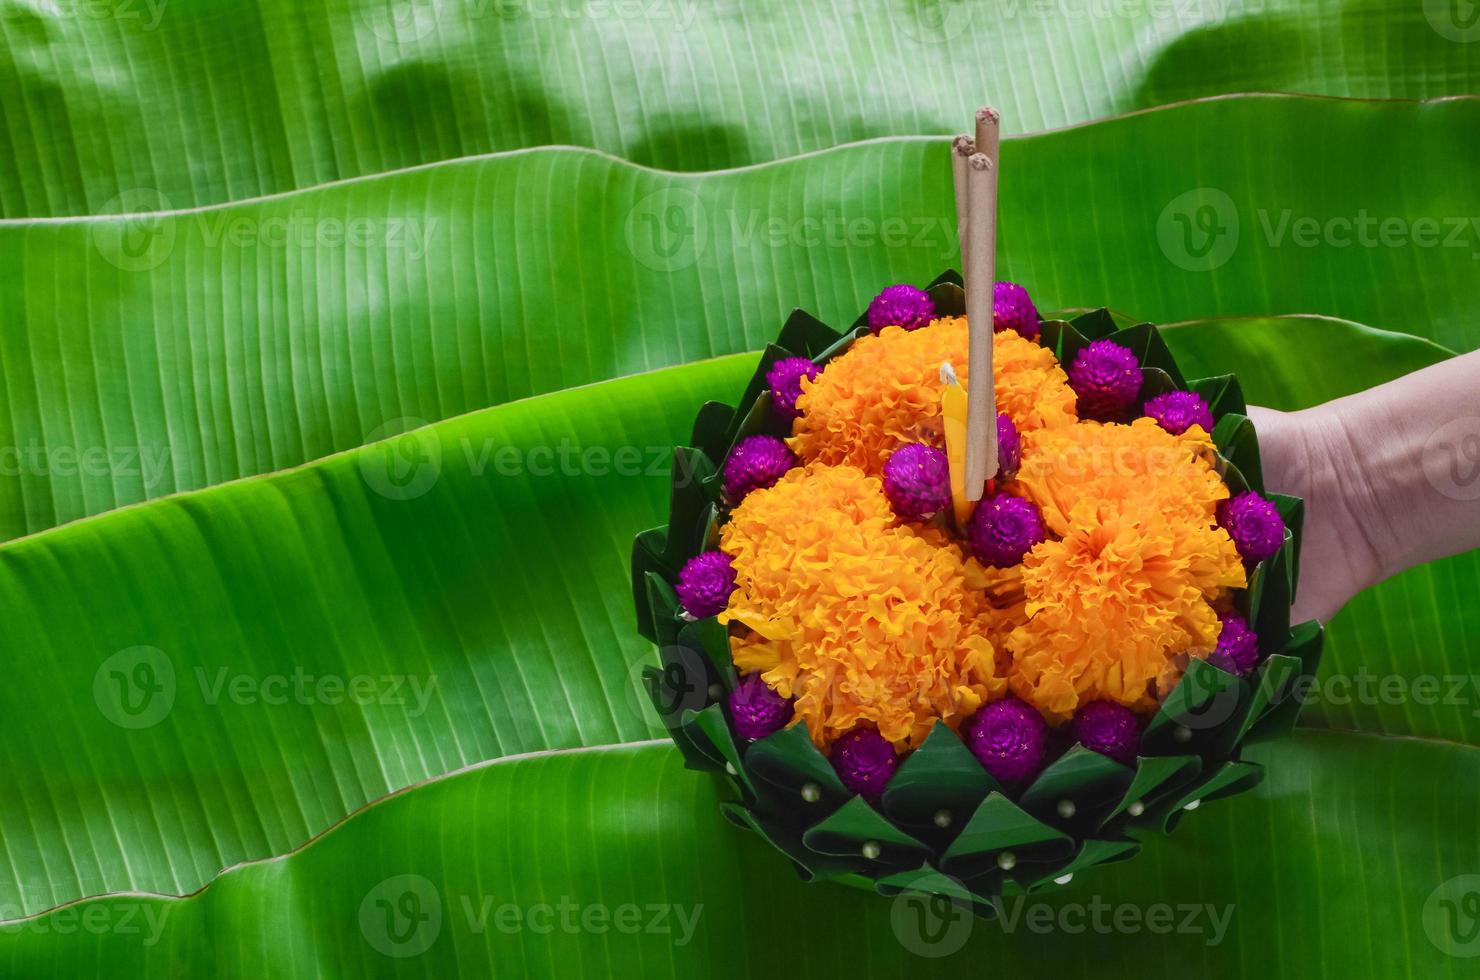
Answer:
[720, 463, 1006, 750]
[1006, 419, 1246, 721]
[789, 317, 1077, 475]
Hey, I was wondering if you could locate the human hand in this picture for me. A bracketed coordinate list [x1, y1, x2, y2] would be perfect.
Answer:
[1249, 348, 1480, 625]
[1246, 405, 1382, 625]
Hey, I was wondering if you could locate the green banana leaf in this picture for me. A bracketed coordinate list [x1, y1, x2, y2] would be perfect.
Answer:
[3, 0, 1477, 216]
[2, 733, 1475, 978]
[0, 314, 1471, 925]
[3, 96, 1478, 541]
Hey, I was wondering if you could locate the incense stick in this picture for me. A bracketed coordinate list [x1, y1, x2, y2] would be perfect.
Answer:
[963, 136, 1000, 499]
[973, 106, 1001, 167]
[951, 135, 974, 267]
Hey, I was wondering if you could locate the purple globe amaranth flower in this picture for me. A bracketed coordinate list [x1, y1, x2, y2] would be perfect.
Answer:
[1143, 390, 1215, 436]
[675, 551, 736, 619]
[867, 284, 936, 333]
[883, 443, 951, 521]
[766, 356, 820, 422]
[1218, 491, 1286, 564]
[1073, 700, 1141, 766]
[831, 727, 899, 802]
[966, 492, 1047, 568]
[1210, 611, 1261, 677]
[992, 281, 1040, 342]
[963, 697, 1048, 782]
[723, 434, 796, 501]
[1067, 339, 1142, 422]
[728, 673, 794, 741]
[996, 413, 1022, 480]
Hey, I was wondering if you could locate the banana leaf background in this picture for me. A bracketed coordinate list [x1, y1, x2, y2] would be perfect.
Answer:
[2, 0, 1479, 975]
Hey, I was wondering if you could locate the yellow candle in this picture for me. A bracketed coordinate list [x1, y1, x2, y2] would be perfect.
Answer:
[939, 363, 974, 528]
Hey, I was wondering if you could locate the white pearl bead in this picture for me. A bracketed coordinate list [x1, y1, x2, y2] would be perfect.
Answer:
[1054, 873, 1074, 886]
[1127, 800, 1146, 817]
[1173, 725, 1193, 743]
[862, 841, 881, 860]
[800, 782, 821, 802]
[933, 809, 952, 828]
[725, 762, 737, 776]
[1184, 799, 1201, 811]
[997, 851, 1017, 871]
[1056, 799, 1077, 819]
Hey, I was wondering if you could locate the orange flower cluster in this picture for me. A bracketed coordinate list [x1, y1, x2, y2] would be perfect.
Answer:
[719, 463, 1006, 750]
[1005, 419, 1246, 720]
[788, 317, 1077, 475]
[723, 315, 1247, 737]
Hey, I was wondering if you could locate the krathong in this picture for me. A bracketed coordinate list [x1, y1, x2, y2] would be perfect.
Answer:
[630, 108, 1318, 917]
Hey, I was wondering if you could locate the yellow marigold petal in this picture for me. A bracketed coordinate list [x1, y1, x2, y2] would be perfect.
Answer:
[721, 463, 1006, 750]
[1005, 417, 1247, 722]
[789, 317, 1077, 475]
